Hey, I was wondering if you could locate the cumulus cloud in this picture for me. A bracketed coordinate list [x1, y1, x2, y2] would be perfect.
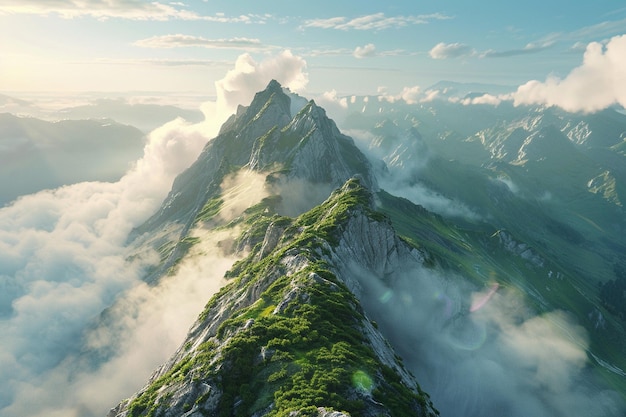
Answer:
[429, 42, 474, 59]
[208, 50, 308, 125]
[353, 43, 377, 58]
[421, 89, 442, 102]
[353, 264, 626, 417]
[2, 227, 237, 417]
[455, 93, 503, 106]
[134, 34, 268, 50]
[397, 86, 422, 104]
[511, 35, 626, 113]
[314, 89, 349, 123]
[0, 116, 211, 416]
[377, 85, 422, 104]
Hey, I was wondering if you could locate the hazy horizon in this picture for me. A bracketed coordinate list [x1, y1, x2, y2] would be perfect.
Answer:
[1, 0, 625, 105]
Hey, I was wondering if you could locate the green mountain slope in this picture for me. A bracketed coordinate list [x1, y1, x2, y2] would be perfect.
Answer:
[109, 179, 438, 417]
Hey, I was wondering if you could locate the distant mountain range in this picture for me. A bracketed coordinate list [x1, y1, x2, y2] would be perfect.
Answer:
[57, 98, 204, 132]
[0, 113, 145, 206]
[0, 92, 204, 132]
[425, 80, 516, 97]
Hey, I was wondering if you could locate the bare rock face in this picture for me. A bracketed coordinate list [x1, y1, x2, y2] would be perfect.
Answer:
[248, 99, 376, 190]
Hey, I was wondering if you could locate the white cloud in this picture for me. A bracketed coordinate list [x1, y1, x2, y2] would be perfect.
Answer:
[0, 0, 266, 22]
[566, 18, 626, 42]
[398, 86, 422, 104]
[377, 85, 422, 104]
[458, 93, 503, 106]
[569, 41, 588, 53]
[303, 12, 451, 31]
[134, 35, 267, 50]
[0, 115, 211, 416]
[356, 265, 624, 417]
[511, 35, 626, 113]
[306, 48, 352, 57]
[421, 89, 442, 102]
[429, 42, 474, 59]
[430, 40, 554, 60]
[209, 50, 308, 121]
[480, 41, 555, 58]
[308, 45, 403, 58]
[314, 89, 349, 123]
[94, 57, 231, 68]
[353, 43, 377, 58]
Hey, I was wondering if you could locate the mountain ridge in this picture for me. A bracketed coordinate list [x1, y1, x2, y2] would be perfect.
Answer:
[109, 178, 438, 417]
[130, 80, 375, 282]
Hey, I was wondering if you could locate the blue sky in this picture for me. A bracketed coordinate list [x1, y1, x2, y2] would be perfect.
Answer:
[1, 0, 626, 96]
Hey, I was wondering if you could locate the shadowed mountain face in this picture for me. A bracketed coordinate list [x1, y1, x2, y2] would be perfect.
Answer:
[108, 81, 626, 417]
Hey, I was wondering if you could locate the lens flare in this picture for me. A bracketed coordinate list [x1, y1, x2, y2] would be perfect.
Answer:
[434, 291, 453, 319]
[352, 370, 374, 393]
[447, 317, 488, 351]
[379, 289, 394, 303]
[469, 283, 499, 313]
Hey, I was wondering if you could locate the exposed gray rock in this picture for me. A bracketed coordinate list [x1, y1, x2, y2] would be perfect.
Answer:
[331, 208, 425, 296]
[258, 220, 286, 259]
[494, 229, 544, 267]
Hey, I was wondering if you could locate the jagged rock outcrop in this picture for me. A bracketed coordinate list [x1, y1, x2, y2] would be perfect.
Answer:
[493, 229, 544, 267]
[249, 100, 375, 188]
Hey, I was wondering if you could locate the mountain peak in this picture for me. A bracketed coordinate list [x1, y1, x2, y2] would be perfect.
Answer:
[131, 81, 376, 267]
[266, 78, 283, 91]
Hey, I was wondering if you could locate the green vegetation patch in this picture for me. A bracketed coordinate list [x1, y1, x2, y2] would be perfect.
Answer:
[195, 197, 224, 224]
[212, 264, 434, 417]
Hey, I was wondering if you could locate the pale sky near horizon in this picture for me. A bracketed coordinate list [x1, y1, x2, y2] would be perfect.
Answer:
[1, 1, 626, 97]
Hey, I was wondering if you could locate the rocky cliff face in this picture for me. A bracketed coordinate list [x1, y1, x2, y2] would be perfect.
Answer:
[108, 179, 437, 417]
